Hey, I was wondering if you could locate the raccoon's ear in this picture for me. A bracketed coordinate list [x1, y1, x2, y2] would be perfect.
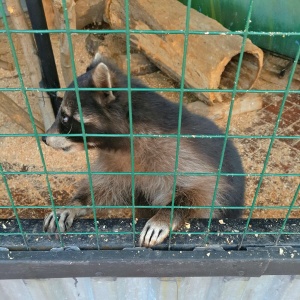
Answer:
[93, 52, 102, 62]
[86, 53, 102, 72]
[92, 62, 116, 102]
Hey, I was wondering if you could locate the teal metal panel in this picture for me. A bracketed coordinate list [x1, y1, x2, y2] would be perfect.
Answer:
[180, 0, 300, 59]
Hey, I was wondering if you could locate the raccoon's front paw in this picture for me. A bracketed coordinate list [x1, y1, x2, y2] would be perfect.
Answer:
[139, 218, 171, 248]
[43, 209, 76, 233]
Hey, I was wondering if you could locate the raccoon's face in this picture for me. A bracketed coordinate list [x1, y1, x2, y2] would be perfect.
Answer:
[42, 56, 129, 152]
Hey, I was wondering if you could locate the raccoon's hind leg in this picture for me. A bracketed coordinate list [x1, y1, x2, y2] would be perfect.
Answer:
[139, 190, 192, 247]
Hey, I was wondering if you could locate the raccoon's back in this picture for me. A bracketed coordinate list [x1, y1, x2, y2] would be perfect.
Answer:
[183, 115, 244, 212]
[129, 82, 245, 211]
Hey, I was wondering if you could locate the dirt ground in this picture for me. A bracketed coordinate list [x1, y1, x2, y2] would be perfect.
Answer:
[0, 17, 299, 221]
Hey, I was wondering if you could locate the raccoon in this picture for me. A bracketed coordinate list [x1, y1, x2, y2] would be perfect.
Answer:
[42, 54, 245, 247]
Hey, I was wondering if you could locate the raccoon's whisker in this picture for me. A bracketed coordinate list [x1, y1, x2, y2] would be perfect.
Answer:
[67, 123, 73, 134]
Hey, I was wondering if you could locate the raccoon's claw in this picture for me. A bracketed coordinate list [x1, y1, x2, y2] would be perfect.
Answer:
[43, 209, 76, 233]
[139, 219, 170, 248]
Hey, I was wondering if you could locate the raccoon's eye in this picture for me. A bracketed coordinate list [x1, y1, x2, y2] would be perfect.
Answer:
[61, 113, 70, 125]
[62, 116, 69, 123]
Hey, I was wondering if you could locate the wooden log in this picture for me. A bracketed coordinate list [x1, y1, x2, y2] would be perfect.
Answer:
[42, 0, 56, 29]
[53, 0, 76, 87]
[75, 0, 105, 29]
[104, 0, 264, 104]
[0, 92, 44, 133]
[42, 0, 105, 29]
[6, 0, 55, 130]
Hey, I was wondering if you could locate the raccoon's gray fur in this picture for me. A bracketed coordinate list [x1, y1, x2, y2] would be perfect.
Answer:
[42, 54, 245, 247]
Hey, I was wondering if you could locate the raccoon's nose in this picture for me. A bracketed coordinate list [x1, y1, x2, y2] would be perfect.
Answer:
[42, 136, 47, 145]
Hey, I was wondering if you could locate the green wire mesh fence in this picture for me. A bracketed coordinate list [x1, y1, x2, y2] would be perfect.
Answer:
[0, 0, 299, 252]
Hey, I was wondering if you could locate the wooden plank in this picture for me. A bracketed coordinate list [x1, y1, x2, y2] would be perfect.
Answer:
[0, 92, 44, 133]
[6, 0, 54, 130]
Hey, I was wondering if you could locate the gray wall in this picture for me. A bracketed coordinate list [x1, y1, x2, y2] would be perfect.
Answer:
[1, 276, 300, 300]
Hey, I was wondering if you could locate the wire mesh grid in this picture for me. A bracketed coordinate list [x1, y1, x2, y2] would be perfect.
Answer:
[0, 0, 299, 251]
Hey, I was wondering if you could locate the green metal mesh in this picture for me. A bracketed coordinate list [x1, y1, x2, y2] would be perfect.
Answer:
[0, 0, 299, 250]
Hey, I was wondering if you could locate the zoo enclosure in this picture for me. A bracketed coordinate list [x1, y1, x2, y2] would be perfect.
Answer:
[0, 0, 299, 279]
